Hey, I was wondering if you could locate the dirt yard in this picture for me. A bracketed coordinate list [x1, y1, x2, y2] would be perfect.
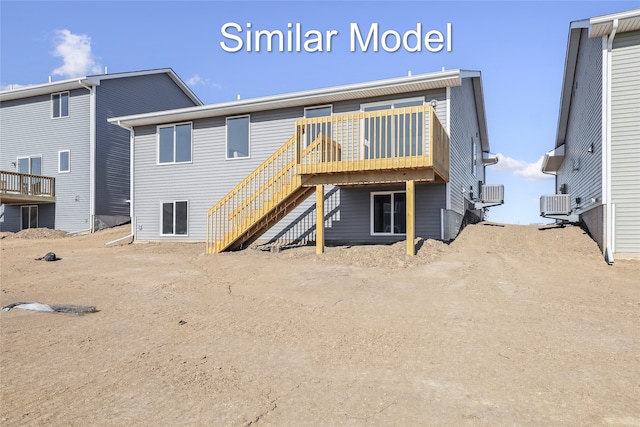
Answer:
[1, 223, 638, 426]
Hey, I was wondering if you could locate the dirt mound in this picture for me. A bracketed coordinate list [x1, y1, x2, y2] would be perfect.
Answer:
[450, 222, 604, 264]
[3, 228, 69, 240]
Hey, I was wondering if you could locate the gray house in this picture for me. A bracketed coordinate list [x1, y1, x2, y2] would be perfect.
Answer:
[111, 69, 503, 255]
[0, 69, 202, 233]
[540, 9, 640, 263]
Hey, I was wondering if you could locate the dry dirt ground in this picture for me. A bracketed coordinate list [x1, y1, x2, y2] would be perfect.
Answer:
[1, 223, 638, 426]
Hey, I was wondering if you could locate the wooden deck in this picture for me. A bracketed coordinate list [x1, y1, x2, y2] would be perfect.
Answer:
[207, 105, 450, 254]
[0, 170, 56, 204]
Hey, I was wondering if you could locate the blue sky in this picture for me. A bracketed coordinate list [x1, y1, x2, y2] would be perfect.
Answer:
[1, 0, 638, 224]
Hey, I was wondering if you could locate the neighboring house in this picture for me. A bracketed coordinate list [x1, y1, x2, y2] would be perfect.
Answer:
[110, 69, 503, 255]
[540, 9, 640, 263]
[0, 69, 202, 233]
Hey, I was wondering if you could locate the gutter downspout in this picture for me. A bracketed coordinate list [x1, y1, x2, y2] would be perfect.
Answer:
[79, 80, 96, 232]
[115, 120, 136, 242]
[604, 18, 619, 265]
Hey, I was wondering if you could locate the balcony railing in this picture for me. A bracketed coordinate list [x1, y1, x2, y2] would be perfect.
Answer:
[0, 170, 55, 204]
[294, 105, 449, 182]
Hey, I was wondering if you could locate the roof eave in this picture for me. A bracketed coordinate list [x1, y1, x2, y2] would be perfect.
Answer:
[109, 69, 465, 128]
[0, 77, 96, 101]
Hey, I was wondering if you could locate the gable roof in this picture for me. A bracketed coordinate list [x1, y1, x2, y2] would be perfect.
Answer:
[109, 69, 490, 151]
[0, 68, 202, 105]
[554, 8, 640, 148]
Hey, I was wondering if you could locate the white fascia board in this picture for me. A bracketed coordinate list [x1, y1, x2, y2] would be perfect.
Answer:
[108, 69, 465, 128]
[0, 77, 97, 101]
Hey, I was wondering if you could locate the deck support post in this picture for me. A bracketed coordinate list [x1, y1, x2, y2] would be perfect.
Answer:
[316, 184, 325, 254]
[406, 180, 416, 256]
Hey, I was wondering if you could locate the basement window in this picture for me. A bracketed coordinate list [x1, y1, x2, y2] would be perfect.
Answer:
[161, 201, 188, 236]
[370, 191, 406, 235]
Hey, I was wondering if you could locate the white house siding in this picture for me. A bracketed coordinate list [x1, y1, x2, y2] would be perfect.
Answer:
[448, 78, 486, 217]
[611, 30, 640, 255]
[556, 30, 603, 232]
[94, 74, 199, 227]
[133, 89, 451, 242]
[0, 89, 91, 233]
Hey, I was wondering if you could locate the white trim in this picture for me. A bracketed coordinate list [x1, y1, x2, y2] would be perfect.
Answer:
[160, 200, 189, 236]
[225, 115, 251, 160]
[58, 150, 71, 173]
[370, 190, 407, 236]
[445, 86, 451, 210]
[156, 122, 194, 165]
[86, 85, 96, 232]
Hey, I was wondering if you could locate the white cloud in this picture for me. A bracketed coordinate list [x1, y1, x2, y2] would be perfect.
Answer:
[493, 153, 553, 181]
[1, 83, 27, 91]
[186, 74, 222, 90]
[187, 74, 207, 86]
[51, 29, 101, 78]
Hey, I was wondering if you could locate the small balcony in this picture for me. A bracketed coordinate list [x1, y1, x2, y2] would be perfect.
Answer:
[0, 170, 56, 204]
[294, 105, 450, 186]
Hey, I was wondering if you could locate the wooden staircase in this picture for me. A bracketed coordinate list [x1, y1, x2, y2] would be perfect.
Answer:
[206, 134, 333, 253]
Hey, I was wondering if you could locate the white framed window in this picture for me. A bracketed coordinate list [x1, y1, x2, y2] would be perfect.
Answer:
[58, 150, 70, 173]
[304, 105, 332, 147]
[158, 123, 192, 164]
[21, 205, 38, 230]
[161, 201, 188, 236]
[52, 92, 69, 118]
[226, 115, 250, 159]
[370, 191, 406, 235]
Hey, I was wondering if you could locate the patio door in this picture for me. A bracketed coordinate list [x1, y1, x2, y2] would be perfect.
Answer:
[21, 206, 38, 230]
[17, 156, 42, 194]
[362, 99, 424, 159]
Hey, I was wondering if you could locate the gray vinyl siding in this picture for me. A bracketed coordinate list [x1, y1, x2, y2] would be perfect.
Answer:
[556, 30, 603, 217]
[133, 88, 449, 241]
[95, 74, 199, 219]
[448, 78, 485, 215]
[0, 89, 92, 233]
[611, 30, 640, 254]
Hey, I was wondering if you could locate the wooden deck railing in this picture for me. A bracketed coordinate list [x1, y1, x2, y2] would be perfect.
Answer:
[0, 170, 55, 200]
[295, 105, 449, 181]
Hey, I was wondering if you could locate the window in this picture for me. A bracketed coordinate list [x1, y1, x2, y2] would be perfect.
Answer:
[17, 156, 42, 175]
[59, 150, 70, 173]
[52, 92, 69, 118]
[158, 123, 192, 164]
[371, 191, 406, 235]
[21, 206, 38, 230]
[161, 201, 188, 235]
[304, 105, 332, 147]
[226, 115, 250, 159]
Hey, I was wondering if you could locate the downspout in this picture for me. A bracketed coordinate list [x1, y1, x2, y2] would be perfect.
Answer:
[604, 19, 619, 265]
[114, 120, 135, 242]
[79, 80, 96, 232]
